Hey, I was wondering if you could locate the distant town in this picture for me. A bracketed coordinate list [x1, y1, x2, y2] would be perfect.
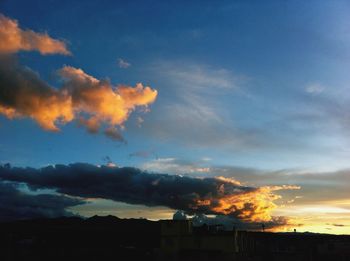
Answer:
[1, 216, 349, 261]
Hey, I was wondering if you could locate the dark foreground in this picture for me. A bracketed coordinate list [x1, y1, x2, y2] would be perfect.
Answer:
[0, 216, 349, 261]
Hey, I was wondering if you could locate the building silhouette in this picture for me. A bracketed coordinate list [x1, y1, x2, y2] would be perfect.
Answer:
[160, 219, 350, 261]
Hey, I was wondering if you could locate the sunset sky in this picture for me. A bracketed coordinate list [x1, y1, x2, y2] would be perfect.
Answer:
[1, 0, 350, 234]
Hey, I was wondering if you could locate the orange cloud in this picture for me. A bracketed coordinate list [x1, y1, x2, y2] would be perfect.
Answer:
[195, 179, 300, 223]
[59, 66, 157, 128]
[0, 83, 74, 131]
[0, 58, 157, 139]
[0, 13, 70, 55]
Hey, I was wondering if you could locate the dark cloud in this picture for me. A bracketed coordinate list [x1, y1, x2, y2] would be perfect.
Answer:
[0, 163, 298, 228]
[0, 55, 69, 132]
[0, 181, 84, 221]
[104, 127, 126, 143]
[0, 163, 249, 212]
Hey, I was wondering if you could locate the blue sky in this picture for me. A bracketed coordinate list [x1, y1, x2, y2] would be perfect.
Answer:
[1, 0, 350, 233]
[1, 0, 350, 170]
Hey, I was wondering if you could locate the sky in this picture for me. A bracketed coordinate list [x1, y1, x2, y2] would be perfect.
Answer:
[0, 0, 350, 234]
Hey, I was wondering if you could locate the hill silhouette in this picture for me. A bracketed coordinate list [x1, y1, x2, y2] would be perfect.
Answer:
[0, 215, 160, 261]
[1, 216, 350, 261]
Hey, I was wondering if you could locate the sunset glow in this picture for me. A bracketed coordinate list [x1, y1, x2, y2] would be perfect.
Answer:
[1, 0, 350, 236]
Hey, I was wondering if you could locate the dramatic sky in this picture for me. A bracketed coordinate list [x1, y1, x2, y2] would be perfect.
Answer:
[1, 0, 350, 234]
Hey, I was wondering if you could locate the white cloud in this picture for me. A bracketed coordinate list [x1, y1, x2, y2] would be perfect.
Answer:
[137, 61, 261, 149]
[117, 58, 131, 68]
[305, 82, 325, 94]
[142, 158, 211, 175]
[154, 61, 240, 90]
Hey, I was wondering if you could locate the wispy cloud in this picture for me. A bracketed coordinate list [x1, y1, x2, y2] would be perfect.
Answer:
[305, 82, 325, 94]
[157, 61, 238, 90]
[143, 158, 211, 175]
[117, 58, 131, 68]
[138, 61, 262, 149]
[142, 157, 350, 208]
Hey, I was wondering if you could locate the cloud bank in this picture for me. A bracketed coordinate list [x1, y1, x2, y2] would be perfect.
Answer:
[0, 163, 298, 229]
[0, 181, 84, 221]
[0, 14, 70, 55]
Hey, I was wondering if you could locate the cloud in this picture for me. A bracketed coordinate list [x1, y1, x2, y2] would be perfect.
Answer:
[154, 61, 240, 90]
[0, 57, 157, 139]
[305, 82, 325, 94]
[104, 127, 126, 142]
[140, 61, 350, 161]
[141, 158, 350, 229]
[78, 117, 100, 133]
[143, 158, 211, 174]
[331, 224, 346, 227]
[138, 61, 266, 150]
[0, 163, 298, 226]
[0, 56, 74, 131]
[0, 14, 157, 141]
[212, 166, 350, 205]
[136, 116, 144, 127]
[0, 13, 70, 55]
[0, 181, 84, 221]
[117, 58, 131, 68]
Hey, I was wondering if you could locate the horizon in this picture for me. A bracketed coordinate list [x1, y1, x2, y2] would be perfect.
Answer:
[1, 0, 350, 235]
[3, 213, 348, 236]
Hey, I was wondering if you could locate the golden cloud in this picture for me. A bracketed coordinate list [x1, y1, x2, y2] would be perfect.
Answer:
[196, 180, 300, 223]
[0, 14, 70, 55]
[0, 59, 157, 139]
